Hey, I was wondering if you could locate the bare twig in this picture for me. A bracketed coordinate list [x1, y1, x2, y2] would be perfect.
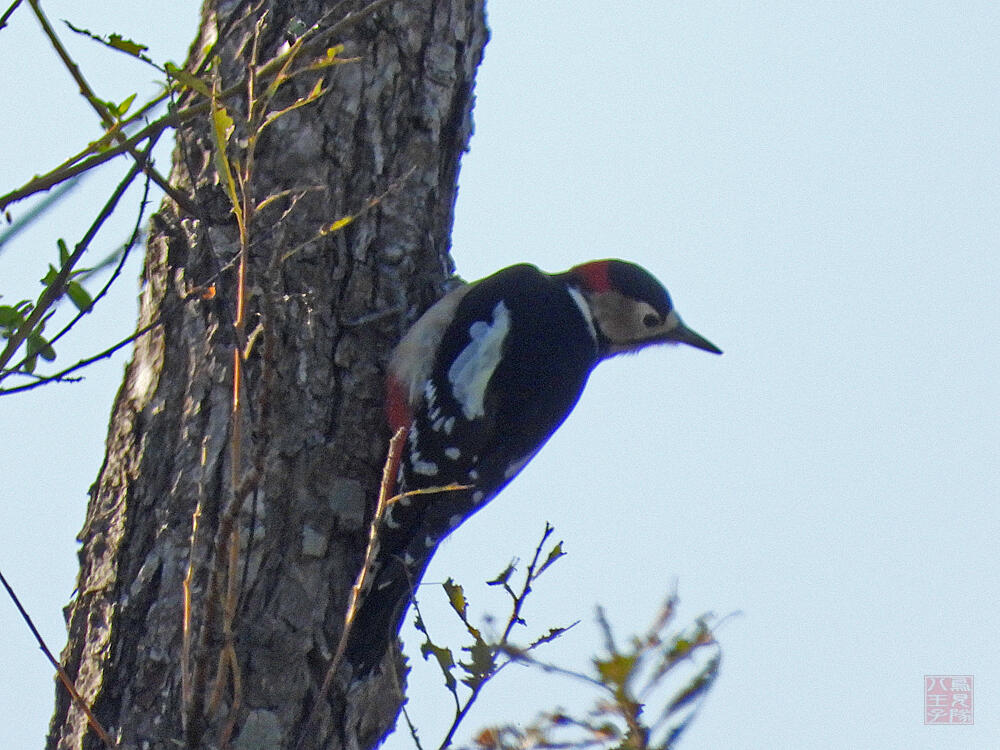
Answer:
[0, 176, 83, 253]
[297, 432, 473, 748]
[0, 0, 23, 30]
[0, 317, 161, 396]
[321, 426, 409, 693]
[0, 567, 116, 747]
[181, 494, 202, 724]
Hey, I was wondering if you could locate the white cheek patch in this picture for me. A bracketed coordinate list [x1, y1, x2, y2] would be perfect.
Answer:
[447, 301, 511, 420]
[567, 286, 597, 344]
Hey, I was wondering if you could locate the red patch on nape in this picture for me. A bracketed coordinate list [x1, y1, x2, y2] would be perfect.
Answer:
[570, 260, 612, 292]
[385, 375, 412, 432]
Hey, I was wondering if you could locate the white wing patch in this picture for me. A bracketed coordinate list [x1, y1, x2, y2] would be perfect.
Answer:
[447, 300, 511, 421]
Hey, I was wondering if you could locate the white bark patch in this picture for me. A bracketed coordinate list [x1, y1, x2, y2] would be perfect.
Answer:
[447, 300, 511, 420]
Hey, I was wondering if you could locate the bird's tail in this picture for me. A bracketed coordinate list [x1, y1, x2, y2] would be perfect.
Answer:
[343, 555, 420, 679]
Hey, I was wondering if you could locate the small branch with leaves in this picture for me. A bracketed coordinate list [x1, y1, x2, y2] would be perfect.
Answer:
[406, 523, 577, 750]
[480, 594, 724, 750]
[404, 540, 724, 750]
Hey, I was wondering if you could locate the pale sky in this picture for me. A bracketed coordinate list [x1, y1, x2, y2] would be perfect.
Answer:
[1, 3, 997, 749]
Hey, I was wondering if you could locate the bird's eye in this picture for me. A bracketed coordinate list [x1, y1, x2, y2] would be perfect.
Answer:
[643, 313, 661, 328]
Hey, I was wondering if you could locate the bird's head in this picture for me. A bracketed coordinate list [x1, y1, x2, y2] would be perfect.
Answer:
[565, 259, 722, 358]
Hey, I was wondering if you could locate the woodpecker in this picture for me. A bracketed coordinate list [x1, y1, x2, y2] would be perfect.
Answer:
[346, 259, 720, 676]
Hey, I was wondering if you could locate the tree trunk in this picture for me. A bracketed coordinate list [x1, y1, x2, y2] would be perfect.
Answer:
[47, 2, 487, 748]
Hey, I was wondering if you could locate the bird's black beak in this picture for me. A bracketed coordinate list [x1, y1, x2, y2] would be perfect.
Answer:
[667, 322, 722, 355]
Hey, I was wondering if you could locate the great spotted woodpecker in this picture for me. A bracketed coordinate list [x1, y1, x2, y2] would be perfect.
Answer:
[346, 259, 720, 675]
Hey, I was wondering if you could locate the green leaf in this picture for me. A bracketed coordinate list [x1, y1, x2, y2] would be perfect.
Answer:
[487, 563, 516, 587]
[420, 641, 456, 692]
[0, 305, 23, 328]
[529, 625, 572, 649]
[23, 354, 37, 374]
[536, 541, 566, 577]
[27, 333, 56, 361]
[322, 215, 354, 234]
[212, 104, 234, 147]
[309, 44, 360, 70]
[114, 93, 137, 118]
[210, 97, 241, 213]
[460, 636, 496, 689]
[67, 282, 93, 312]
[58, 238, 69, 266]
[443, 578, 467, 620]
[595, 652, 637, 689]
[165, 62, 212, 97]
[664, 654, 720, 714]
[41, 264, 59, 287]
[108, 33, 148, 58]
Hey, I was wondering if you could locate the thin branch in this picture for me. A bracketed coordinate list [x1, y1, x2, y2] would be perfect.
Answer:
[502, 524, 555, 643]
[0, 157, 144, 377]
[293, 431, 476, 750]
[42, 143, 157, 357]
[1, 0, 387, 213]
[0, 566, 116, 747]
[402, 705, 427, 750]
[0, 176, 83, 253]
[181, 495, 203, 727]
[0, 317, 160, 396]
[324, 427, 409, 688]
[26, 0, 188, 210]
[411, 596, 462, 717]
[0, 0, 23, 30]
[0, 115, 174, 212]
[434, 526, 563, 750]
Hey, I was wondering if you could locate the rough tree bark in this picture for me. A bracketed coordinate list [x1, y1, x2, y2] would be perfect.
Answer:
[47, 2, 488, 749]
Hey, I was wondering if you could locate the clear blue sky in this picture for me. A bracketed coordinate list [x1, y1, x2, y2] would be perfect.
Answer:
[1, 2, 997, 749]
